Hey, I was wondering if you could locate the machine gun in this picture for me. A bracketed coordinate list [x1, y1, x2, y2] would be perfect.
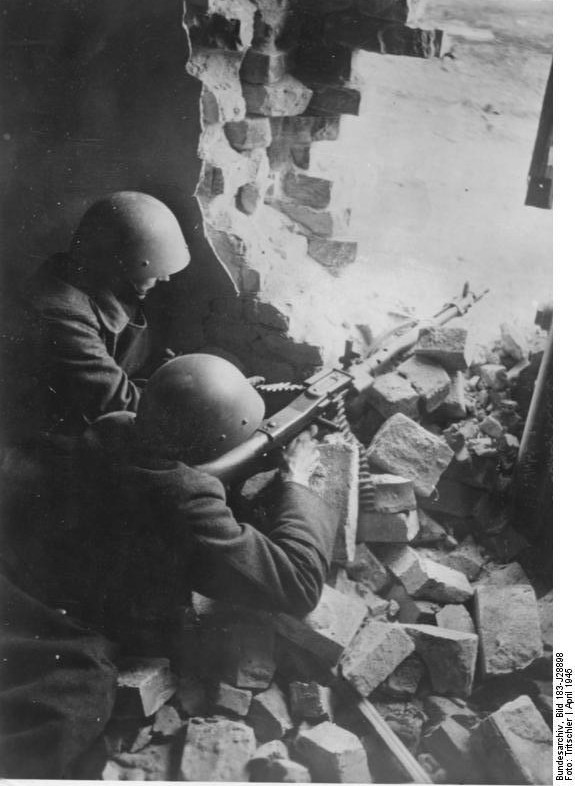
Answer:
[194, 284, 489, 484]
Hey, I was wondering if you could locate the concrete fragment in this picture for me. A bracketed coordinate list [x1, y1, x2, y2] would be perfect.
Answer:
[272, 585, 368, 666]
[243, 75, 312, 116]
[366, 372, 419, 419]
[397, 356, 451, 411]
[307, 238, 358, 273]
[283, 171, 332, 209]
[152, 705, 183, 738]
[380, 653, 425, 697]
[371, 474, 417, 513]
[341, 620, 415, 696]
[414, 326, 470, 372]
[179, 717, 256, 781]
[294, 721, 371, 783]
[115, 658, 177, 718]
[403, 624, 478, 697]
[346, 543, 391, 593]
[423, 717, 485, 783]
[224, 117, 272, 151]
[366, 413, 453, 498]
[240, 48, 288, 84]
[304, 83, 361, 116]
[311, 441, 359, 563]
[248, 682, 293, 742]
[289, 681, 334, 720]
[381, 546, 473, 603]
[475, 585, 543, 677]
[436, 605, 475, 635]
[471, 696, 552, 784]
[358, 508, 419, 543]
[213, 682, 253, 717]
[226, 621, 276, 689]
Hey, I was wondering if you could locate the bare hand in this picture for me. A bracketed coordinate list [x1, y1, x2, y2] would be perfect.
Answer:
[280, 427, 320, 487]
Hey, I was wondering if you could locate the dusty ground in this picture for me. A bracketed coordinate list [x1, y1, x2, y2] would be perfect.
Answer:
[312, 0, 552, 346]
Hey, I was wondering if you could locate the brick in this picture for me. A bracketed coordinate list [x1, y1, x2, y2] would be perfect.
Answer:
[366, 372, 419, 419]
[224, 117, 272, 151]
[243, 75, 312, 116]
[436, 605, 475, 635]
[304, 83, 361, 116]
[357, 0, 425, 23]
[289, 681, 335, 720]
[380, 653, 425, 697]
[236, 182, 261, 214]
[290, 144, 310, 169]
[346, 543, 391, 593]
[478, 363, 507, 389]
[474, 585, 543, 677]
[470, 696, 552, 784]
[341, 620, 415, 696]
[331, 569, 391, 618]
[397, 356, 451, 412]
[384, 583, 439, 624]
[294, 721, 371, 783]
[366, 413, 453, 498]
[310, 441, 359, 563]
[414, 326, 470, 372]
[152, 705, 183, 738]
[272, 585, 368, 666]
[423, 718, 486, 783]
[115, 658, 177, 718]
[213, 682, 253, 717]
[438, 537, 485, 581]
[372, 474, 417, 514]
[437, 372, 467, 419]
[240, 48, 288, 85]
[179, 717, 256, 781]
[225, 621, 276, 689]
[403, 624, 478, 697]
[307, 238, 358, 273]
[379, 24, 450, 57]
[283, 171, 332, 208]
[358, 508, 419, 543]
[248, 683, 293, 742]
[273, 200, 349, 238]
[381, 546, 473, 603]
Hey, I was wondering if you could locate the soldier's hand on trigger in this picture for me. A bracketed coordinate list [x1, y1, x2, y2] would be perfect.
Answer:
[279, 426, 320, 488]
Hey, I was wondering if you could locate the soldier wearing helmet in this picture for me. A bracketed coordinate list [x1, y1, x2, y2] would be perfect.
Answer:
[7, 191, 190, 441]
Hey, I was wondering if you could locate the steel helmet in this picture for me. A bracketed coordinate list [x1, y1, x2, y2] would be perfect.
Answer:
[135, 354, 265, 464]
[70, 191, 190, 282]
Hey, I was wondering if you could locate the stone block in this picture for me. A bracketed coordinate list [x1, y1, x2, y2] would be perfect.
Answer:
[414, 326, 470, 372]
[367, 372, 419, 420]
[380, 653, 425, 697]
[437, 537, 485, 581]
[397, 356, 451, 412]
[423, 717, 485, 783]
[366, 413, 453, 498]
[478, 363, 508, 389]
[283, 171, 332, 209]
[378, 24, 450, 58]
[176, 675, 207, 716]
[436, 605, 475, 635]
[423, 695, 478, 727]
[479, 561, 530, 588]
[371, 700, 427, 751]
[500, 322, 529, 362]
[243, 75, 312, 116]
[412, 510, 454, 546]
[289, 681, 335, 720]
[341, 620, 415, 696]
[312, 116, 341, 141]
[436, 372, 467, 419]
[214, 682, 253, 717]
[307, 238, 358, 273]
[248, 682, 293, 742]
[225, 621, 276, 689]
[236, 182, 261, 214]
[304, 83, 362, 117]
[331, 569, 391, 619]
[470, 696, 552, 784]
[357, 0, 426, 24]
[372, 474, 417, 513]
[272, 585, 368, 666]
[273, 200, 349, 238]
[381, 546, 473, 603]
[224, 117, 272, 151]
[346, 543, 391, 593]
[403, 624, 478, 697]
[294, 721, 371, 783]
[357, 508, 419, 543]
[103, 744, 173, 781]
[538, 590, 553, 651]
[474, 585, 543, 677]
[240, 47, 288, 84]
[115, 658, 177, 718]
[419, 478, 484, 519]
[384, 583, 440, 624]
[179, 717, 256, 781]
[152, 705, 183, 738]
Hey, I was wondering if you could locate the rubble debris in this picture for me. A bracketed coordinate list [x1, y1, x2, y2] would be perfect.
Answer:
[479, 561, 529, 587]
[378, 654, 425, 698]
[419, 478, 485, 519]
[370, 700, 427, 752]
[366, 413, 453, 497]
[403, 624, 478, 697]
[470, 696, 552, 784]
[341, 620, 415, 697]
[436, 605, 475, 635]
[253, 757, 312, 782]
[248, 682, 294, 742]
[475, 584, 543, 677]
[102, 743, 173, 781]
[225, 621, 276, 689]
[366, 372, 419, 419]
[346, 543, 392, 593]
[358, 508, 419, 543]
[396, 356, 451, 412]
[272, 585, 368, 666]
[294, 721, 372, 783]
[384, 583, 439, 624]
[213, 682, 253, 717]
[115, 658, 177, 718]
[414, 326, 470, 373]
[331, 568, 392, 618]
[423, 696, 478, 729]
[380, 545, 473, 603]
[436, 536, 485, 581]
[151, 705, 183, 738]
[412, 510, 454, 547]
[371, 473, 417, 513]
[478, 363, 507, 390]
[423, 717, 485, 784]
[179, 717, 257, 781]
[289, 681, 335, 721]
[537, 590, 553, 651]
[176, 675, 207, 717]
[436, 372, 467, 419]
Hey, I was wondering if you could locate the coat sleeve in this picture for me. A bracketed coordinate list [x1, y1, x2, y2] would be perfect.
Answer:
[172, 473, 338, 616]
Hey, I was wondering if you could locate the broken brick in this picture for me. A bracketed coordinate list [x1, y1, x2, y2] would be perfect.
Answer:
[436, 605, 475, 635]
[397, 356, 451, 412]
[346, 543, 391, 593]
[341, 620, 415, 696]
[403, 624, 478, 697]
[294, 721, 371, 783]
[283, 171, 332, 208]
[272, 585, 368, 666]
[213, 682, 253, 717]
[248, 682, 293, 743]
[474, 585, 543, 677]
[470, 696, 552, 784]
[179, 717, 256, 781]
[225, 621, 276, 689]
[423, 717, 485, 783]
[371, 473, 417, 513]
[366, 413, 453, 498]
[240, 48, 288, 85]
[224, 117, 272, 151]
[366, 372, 419, 420]
[304, 83, 361, 116]
[115, 658, 177, 718]
[414, 326, 470, 372]
[243, 75, 312, 116]
[289, 681, 335, 720]
[357, 508, 419, 543]
[307, 238, 358, 273]
[381, 546, 473, 603]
